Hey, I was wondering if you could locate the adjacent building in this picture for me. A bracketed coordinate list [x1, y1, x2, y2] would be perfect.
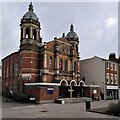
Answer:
[0, 62, 2, 94]
[0, 62, 2, 81]
[80, 55, 119, 100]
[108, 53, 120, 99]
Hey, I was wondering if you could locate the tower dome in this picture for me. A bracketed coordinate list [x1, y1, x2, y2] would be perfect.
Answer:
[20, 2, 42, 51]
[66, 24, 79, 41]
[22, 2, 38, 21]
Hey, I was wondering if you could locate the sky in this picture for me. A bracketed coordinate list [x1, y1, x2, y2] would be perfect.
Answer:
[0, 1, 119, 60]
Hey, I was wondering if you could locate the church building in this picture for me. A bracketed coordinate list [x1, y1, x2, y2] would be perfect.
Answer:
[2, 3, 83, 102]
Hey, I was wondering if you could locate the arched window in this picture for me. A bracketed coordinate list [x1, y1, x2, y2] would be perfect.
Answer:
[60, 79, 68, 86]
[21, 28, 23, 39]
[71, 82, 75, 86]
[33, 29, 37, 40]
[48, 56, 52, 71]
[64, 60, 68, 72]
[76, 45, 78, 51]
[59, 59, 63, 72]
[74, 62, 76, 73]
[61, 81, 66, 86]
[70, 80, 77, 86]
[25, 27, 30, 38]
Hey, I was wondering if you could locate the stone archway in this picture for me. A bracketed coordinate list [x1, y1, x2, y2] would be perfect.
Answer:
[79, 80, 85, 86]
[59, 79, 69, 98]
[60, 79, 68, 86]
[70, 80, 77, 86]
[78, 80, 85, 97]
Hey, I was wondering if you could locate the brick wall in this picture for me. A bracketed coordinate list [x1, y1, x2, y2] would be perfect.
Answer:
[2, 52, 20, 93]
[25, 85, 59, 101]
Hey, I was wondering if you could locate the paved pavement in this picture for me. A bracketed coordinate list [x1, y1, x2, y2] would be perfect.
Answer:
[1, 98, 120, 118]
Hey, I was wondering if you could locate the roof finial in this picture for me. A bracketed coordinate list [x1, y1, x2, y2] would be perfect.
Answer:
[28, 2, 34, 12]
[70, 23, 74, 32]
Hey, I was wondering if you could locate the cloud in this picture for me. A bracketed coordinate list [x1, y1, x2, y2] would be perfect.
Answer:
[105, 17, 117, 29]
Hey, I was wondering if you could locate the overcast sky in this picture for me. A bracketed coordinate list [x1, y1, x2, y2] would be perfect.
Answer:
[1, 1, 119, 60]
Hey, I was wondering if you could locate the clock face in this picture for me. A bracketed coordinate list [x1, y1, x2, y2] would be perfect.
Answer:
[59, 44, 68, 54]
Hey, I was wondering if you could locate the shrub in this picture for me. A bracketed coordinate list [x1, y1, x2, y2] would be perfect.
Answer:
[108, 101, 120, 116]
[4, 91, 14, 100]
[13, 92, 30, 103]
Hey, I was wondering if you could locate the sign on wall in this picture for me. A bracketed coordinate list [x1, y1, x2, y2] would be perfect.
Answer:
[47, 88, 53, 94]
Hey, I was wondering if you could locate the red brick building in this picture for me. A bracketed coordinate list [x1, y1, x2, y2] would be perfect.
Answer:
[2, 3, 81, 102]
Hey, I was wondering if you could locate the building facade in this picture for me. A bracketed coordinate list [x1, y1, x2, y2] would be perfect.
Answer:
[2, 3, 81, 102]
[108, 53, 120, 99]
[0, 62, 2, 81]
[80, 55, 119, 100]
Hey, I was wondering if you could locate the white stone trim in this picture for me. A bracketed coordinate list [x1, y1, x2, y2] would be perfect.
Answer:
[84, 85, 100, 87]
[78, 80, 85, 86]
[25, 82, 60, 86]
[60, 79, 68, 86]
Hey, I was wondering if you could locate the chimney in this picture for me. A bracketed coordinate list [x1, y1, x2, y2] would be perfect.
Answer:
[109, 53, 116, 61]
[62, 33, 65, 38]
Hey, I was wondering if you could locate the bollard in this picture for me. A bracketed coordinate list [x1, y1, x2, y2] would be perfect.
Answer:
[86, 100, 91, 110]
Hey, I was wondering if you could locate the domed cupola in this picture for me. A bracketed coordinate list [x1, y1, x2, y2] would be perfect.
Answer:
[20, 2, 42, 51]
[22, 2, 38, 21]
[66, 24, 79, 42]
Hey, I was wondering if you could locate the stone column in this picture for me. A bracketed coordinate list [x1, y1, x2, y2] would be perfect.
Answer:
[30, 26, 33, 39]
[43, 42, 47, 82]
[77, 61, 80, 73]
[36, 29, 38, 40]
[77, 61, 80, 81]
[43, 43, 47, 69]
[54, 45, 59, 80]
[23, 27, 25, 38]
[55, 46, 59, 74]
[72, 59, 75, 77]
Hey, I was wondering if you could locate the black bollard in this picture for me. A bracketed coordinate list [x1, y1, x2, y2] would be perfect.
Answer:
[86, 100, 91, 110]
